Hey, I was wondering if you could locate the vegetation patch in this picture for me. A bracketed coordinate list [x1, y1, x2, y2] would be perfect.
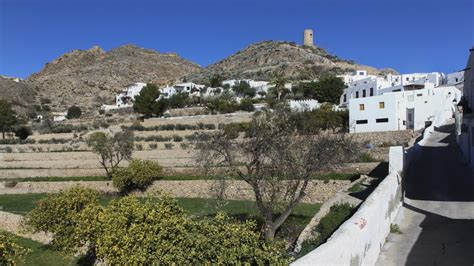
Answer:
[298, 203, 357, 257]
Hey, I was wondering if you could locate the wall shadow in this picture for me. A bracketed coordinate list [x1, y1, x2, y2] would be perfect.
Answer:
[404, 124, 474, 202]
[404, 203, 474, 265]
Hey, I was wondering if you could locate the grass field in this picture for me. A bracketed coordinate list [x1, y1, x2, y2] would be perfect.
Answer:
[2, 231, 77, 266]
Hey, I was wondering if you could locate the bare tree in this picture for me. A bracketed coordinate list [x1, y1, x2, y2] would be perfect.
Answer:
[87, 130, 134, 178]
[195, 107, 357, 241]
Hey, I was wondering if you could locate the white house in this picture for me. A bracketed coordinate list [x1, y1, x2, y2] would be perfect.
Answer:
[349, 86, 460, 133]
[457, 48, 474, 170]
[116, 82, 147, 106]
[339, 70, 445, 106]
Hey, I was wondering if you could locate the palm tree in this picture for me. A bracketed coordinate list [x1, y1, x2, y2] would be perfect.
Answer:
[270, 74, 287, 101]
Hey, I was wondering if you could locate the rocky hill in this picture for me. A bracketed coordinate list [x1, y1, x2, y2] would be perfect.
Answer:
[189, 41, 397, 82]
[0, 76, 39, 116]
[28, 45, 201, 112]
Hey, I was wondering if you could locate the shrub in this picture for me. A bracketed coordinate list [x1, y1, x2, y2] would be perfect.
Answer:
[91, 196, 290, 264]
[4, 180, 17, 188]
[164, 143, 174, 149]
[135, 144, 143, 151]
[5, 146, 12, 153]
[14, 126, 32, 140]
[23, 187, 100, 253]
[148, 143, 158, 149]
[358, 153, 377, 162]
[0, 232, 29, 265]
[172, 135, 183, 142]
[239, 98, 255, 112]
[112, 159, 162, 194]
[66, 106, 82, 119]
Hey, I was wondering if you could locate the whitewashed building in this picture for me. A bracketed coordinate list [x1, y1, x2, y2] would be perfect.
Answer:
[339, 70, 445, 106]
[457, 48, 474, 170]
[349, 86, 460, 133]
[116, 82, 147, 106]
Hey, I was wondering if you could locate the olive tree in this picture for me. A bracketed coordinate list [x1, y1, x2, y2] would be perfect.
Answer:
[87, 130, 134, 178]
[0, 232, 29, 265]
[195, 107, 357, 240]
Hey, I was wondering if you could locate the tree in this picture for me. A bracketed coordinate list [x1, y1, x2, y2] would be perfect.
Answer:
[112, 159, 162, 195]
[314, 75, 346, 104]
[24, 188, 289, 264]
[0, 232, 29, 265]
[196, 107, 357, 241]
[233, 81, 256, 98]
[0, 100, 17, 139]
[87, 131, 134, 178]
[239, 98, 255, 112]
[270, 75, 287, 101]
[209, 74, 223, 88]
[23, 186, 100, 261]
[66, 106, 82, 119]
[133, 84, 165, 117]
[14, 126, 31, 140]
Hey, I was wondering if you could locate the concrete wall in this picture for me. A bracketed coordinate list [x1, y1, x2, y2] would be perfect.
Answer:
[292, 146, 404, 266]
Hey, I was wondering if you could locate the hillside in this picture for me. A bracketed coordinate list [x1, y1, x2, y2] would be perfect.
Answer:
[0, 76, 39, 116]
[190, 41, 397, 82]
[27, 45, 202, 113]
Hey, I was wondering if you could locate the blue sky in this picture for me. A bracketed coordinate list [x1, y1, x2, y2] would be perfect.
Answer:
[0, 0, 473, 78]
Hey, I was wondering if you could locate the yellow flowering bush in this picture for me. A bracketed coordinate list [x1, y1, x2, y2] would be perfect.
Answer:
[0, 232, 29, 265]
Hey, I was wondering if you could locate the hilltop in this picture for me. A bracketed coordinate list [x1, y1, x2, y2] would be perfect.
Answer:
[27, 45, 201, 112]
[189, 41, 397, 82]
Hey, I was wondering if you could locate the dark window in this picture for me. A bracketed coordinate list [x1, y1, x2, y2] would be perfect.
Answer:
[403, 120, 406, 125]
[356, 120, 368, 124]
[455, 78, 459, 82]
[343, 94, 347, 102]
[362, 90, 366, 97]
[370, 88, 374, 96]
[417, 93, 423, 96]
[356, 91, 359, 98]
[406, 77, 409, 81]
[376, 118, 389, 123]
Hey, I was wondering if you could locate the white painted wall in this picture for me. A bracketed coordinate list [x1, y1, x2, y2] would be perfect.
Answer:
[292, 146, 404, 266]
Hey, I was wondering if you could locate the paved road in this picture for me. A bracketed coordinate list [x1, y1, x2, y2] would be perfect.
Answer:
[376, 122, 474, 266]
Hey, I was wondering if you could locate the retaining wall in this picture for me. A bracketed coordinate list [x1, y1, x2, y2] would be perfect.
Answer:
[293, 146, 404, 266]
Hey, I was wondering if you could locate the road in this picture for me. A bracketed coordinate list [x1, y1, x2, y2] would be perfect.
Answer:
[376, 122, 474, 266]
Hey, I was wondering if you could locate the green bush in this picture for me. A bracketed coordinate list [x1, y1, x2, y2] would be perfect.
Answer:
[358, 153, 377, 162]
[0, 232, 29, 265]
[172, 135, 183, 142]
[66, 106, 82, 119]
[239, 98, 255, 112]
[112, 159, 162, 194]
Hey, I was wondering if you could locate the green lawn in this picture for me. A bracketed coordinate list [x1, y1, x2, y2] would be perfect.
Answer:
[0, 194, 320, 241]
[1, 231, 77, 266]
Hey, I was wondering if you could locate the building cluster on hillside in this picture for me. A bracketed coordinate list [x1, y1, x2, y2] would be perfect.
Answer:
[102, 79, 290, 112]
[339, 70, 463, 133]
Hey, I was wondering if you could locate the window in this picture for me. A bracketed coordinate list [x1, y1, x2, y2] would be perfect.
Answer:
[356, 120, 368, 124]
[417, 93, 423, 97]
[376, 118, 389, 123]
[362, 90, 366, 97]
[356, 91, 359, 98]
[406, 77, 409, 81]
[370, 88, 374, 96]
[403, 120, 406, 125]
[343, 94, 347, 102]
[359, 104, 365, 111]
[379, 102, 385, 109]
[455, 78, 459, 82]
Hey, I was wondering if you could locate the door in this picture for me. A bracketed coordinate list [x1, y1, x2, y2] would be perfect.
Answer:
[407, 108, 414, 129]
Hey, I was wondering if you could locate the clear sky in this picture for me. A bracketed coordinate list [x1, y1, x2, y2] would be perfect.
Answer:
[0, 0, 473, 79]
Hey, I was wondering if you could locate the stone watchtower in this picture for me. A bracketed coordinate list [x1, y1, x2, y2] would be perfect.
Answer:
[303, 29, 314, 47]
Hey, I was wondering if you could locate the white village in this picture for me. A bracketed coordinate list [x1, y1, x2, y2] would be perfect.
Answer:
[0, 13, 473, 265]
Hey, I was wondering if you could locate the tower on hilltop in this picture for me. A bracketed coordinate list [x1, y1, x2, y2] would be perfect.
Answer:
[303, 29, 314, 47]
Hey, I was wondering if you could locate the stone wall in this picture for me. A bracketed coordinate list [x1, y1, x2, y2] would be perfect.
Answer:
[0, 211, 51, 244]
[2, 180, 351, 203]
[351, 130, 414, 147]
